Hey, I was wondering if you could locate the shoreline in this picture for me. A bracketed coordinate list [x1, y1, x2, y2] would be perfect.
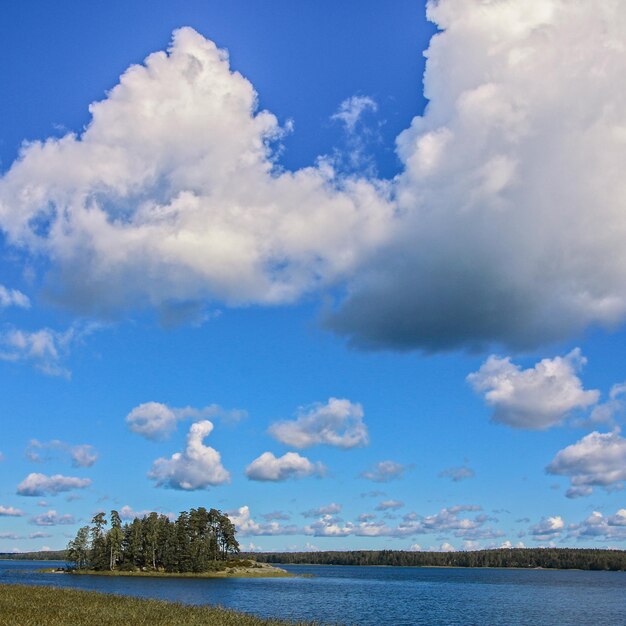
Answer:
[39, 562, 294, 579]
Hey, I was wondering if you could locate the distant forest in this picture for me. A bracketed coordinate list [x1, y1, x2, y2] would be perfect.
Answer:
[66, 508, 239, 572]
[6, 546, 626, 572]
[249, 548, 626, 571]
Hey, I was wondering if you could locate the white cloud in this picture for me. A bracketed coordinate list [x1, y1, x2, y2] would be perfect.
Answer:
[439, 464, 475, 482]
[546, 430, 626, 496]
[227, 505, 299, 536]
[118, 505, 175, 521]
[568, 509, 626, 542]
[0, 505, 25, 517]
[268, 398, 368, 449]
[0, 533, 22, 540]
[529, 516, 564, 541]
[360, 460, 408, 483]
[245, 451, 325, 482]
[29, 532, 52, 539]
[25, 439, 98, 467]
[0, 3, 625, 354]
[302, 503, 342, 518]
[0, 285, 30, 309]
[0, 322, 98, 377]
[126, 402, 178, 440]
[331, 96, 378, 132]
[467, 349, 599, 429]
[70, 444, 98, 468]
[327, 0, 626, 352]
[148, 420, 230, 490]
[375, 500, 404, 511]
[304, 504, 489, 539]
[30, 509, 75, 526]
[16, 473, 91, 496]
[586, 382, 626, 427]
[0, 28, 392, 318]
[126, 401, 247, 440]
[261, 510, 291, 522]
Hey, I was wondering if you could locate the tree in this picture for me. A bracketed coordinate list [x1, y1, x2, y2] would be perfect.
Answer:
[90, 512, 108, 570]
[108, 510, 124, 570]
[67, 526, 90, 570]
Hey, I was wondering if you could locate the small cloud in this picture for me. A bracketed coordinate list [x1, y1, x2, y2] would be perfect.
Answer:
[439, 464, 475, 482]
[546, 430, 626, 496]
[529, 516, 564, 541]
[360, 460, 409, 483]
[331, 95, 378, 133]
[227, 506, 300, 537]
[467, 349, 599, 430]
[302, 503, 342, 518]
[127, 401, 246, 440]
[25, 439, 98, 468]
[17, 473, 91, 497]
[70, 444, 98, 468]
[439, 543, 456, 552]
[360, 490, 386, 498]
[29, 532, 52, 539]
[375, 500, 404, 511]
[245, 451, 325, 482]
[0, 322, 99, 377]
[148, 420, 230, 490]
[30, 509, 75, 526]
[261, 511, 291, 522]
[268, 398, 368, 449]
[0, 285, 30, 309]
[118, 505, 175, 521]
[0, 505, 25, 517]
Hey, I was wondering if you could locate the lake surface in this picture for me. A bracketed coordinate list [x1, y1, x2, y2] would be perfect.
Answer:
[2, 559, 626, 625]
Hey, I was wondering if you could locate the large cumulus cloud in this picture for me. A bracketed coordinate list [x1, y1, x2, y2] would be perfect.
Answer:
[0, 27, 392, 317]
[326, 0, 626, 351]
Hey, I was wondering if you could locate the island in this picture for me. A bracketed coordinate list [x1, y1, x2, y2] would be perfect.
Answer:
[52, 507, 292, 578]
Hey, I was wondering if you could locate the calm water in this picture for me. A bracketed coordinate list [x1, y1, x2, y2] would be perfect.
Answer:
[1, 560, 626, 625]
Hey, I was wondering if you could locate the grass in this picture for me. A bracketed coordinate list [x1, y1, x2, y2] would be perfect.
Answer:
[0, 584, 323, 626]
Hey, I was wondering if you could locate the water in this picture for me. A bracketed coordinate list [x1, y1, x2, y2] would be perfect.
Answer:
[1, 560, 625, 625]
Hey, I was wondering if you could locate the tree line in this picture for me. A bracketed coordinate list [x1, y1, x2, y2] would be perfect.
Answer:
[249, 548, 626, 571]
[67, 507, 239, 572]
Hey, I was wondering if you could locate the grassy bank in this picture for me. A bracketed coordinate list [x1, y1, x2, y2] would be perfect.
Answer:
[0, 584, 320, 626]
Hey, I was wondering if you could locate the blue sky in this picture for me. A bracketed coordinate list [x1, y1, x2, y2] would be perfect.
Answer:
[2, 0, 626, 553]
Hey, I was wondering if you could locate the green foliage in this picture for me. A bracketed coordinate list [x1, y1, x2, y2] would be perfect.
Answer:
[249, 548, 626, 571]
[0, 584, 321, 626]
[66, 507, 240, 573]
